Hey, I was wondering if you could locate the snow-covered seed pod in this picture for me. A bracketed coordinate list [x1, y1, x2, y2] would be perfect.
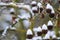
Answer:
[32, 6, 38, 13]
[37, 2, 43, 13]
[46, 3, 52, 13]
[46, 3, 55, 18]
[26, 29, 33, 40]
[32, 26, 42, 40]
[31, 1, 37, 7]
[42, 24, 48, 34]
[47, 20, 53, 30]
[10, 8, 16, 15]
[10, 8, 16, 21]
[37, 26, 42, 36]
[49, 9, 55, 18]
[46, 3, 51, 13]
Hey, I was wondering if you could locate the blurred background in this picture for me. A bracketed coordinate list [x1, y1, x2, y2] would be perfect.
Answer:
[0, 0, 60, 40]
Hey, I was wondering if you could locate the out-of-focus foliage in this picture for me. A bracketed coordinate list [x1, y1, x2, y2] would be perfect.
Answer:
[14, 0, 19, 2]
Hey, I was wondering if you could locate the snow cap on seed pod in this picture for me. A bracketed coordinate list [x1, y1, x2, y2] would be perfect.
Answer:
[46, 3, 55, 14]
[47, 20, 53, 26]
[26, 29, 33, 35]
[32, 6, 38, 11]
[37, 26, 42, 32]
[10, 8, 15, 12]
[42, 24, 48, 30]
[31, 1, 37, 5]
[37, 2, 43, 8]
[46, 3, 53, 10]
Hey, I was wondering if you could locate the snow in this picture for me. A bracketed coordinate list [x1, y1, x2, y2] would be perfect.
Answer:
[37, 26, 42, 32]
[37, 2, 43, 8]
[10, 8, 15, 12]
[31, 1, 37, 5]
[33, 27, 38, 32]
[43, 32, 50, 39]
[26, 29, 33, 35]
[0, 2, 9, 6]
[42, 24, 48, 30]
[44, 31, 56, 39]
[46, 3, 55, 13]
[32, 6, 38, 11]
[47, 20, 53, 26]
[18, 5, 34, 17]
